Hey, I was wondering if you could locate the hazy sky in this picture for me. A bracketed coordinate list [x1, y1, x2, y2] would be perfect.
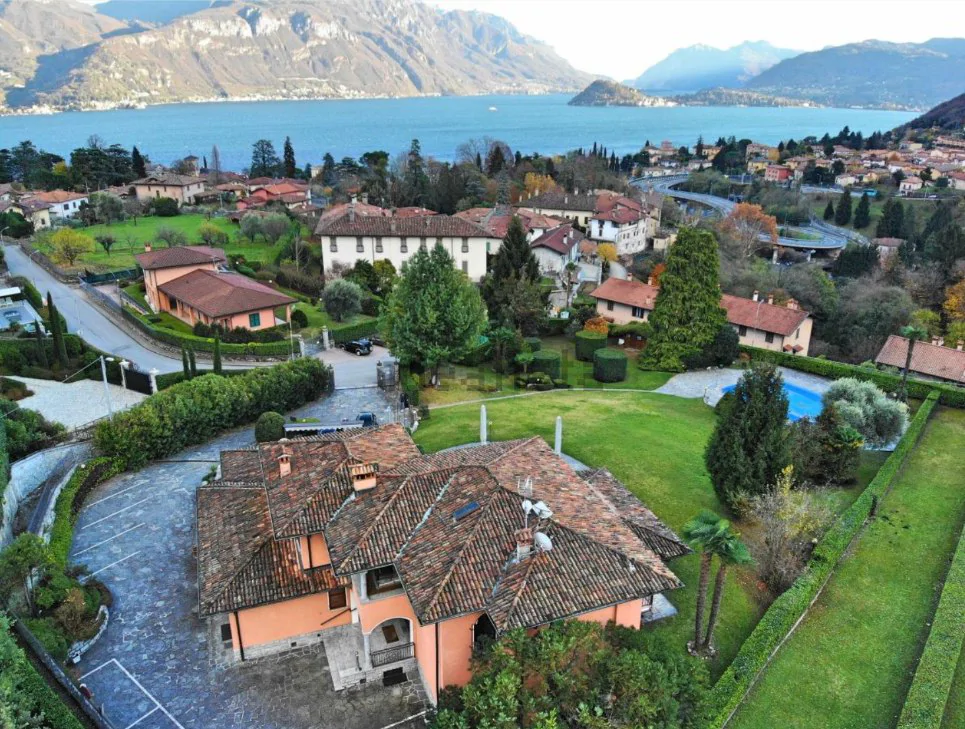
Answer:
[430, 0, 965, 78]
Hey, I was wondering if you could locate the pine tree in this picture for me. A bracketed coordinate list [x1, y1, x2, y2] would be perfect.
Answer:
[181, 347, 190, 379]
[213, 338, 223, 374]
[210, 145, 222, 185]
[482, 216, 542, 330]
[283, 136, 296, 179]
[853, 192, 871, 229]
[46, 292, 68, 368]
[640, 227, 727, 371]
[33, 320, 48, 368]
[188, 348, 197, 378]
[705, 363, 790, 512]
[131, 146, 147, 178]
[823, 199, 835, 221]
[834, 189, 852, 226]
[876, 197, 905, 238]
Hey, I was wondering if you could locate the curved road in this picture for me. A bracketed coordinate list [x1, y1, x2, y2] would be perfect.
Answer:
[634, 174, 866, 250]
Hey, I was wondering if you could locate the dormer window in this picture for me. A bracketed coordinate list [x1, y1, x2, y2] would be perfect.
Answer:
[350, 463, 377, 492]
[278, 450, 292, 477]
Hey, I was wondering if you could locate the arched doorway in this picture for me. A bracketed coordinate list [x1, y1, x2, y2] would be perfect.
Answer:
[472, 613, 496, 651]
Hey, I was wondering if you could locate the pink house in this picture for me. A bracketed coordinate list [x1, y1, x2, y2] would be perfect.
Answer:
[135, 245, 294, 330]
[196, 425, 688, 702]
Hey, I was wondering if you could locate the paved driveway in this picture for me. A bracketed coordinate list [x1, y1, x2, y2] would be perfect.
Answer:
[10, 376, 146, 429]
[68, 389, 425, 729]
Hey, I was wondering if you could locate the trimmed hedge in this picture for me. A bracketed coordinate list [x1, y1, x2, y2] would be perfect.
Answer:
[705, 391, 940, 728]
[255, 412, 286, 442]
[741, 346, 965, 409]
[155, 367, 251, 391]
[896, 519, 965, 728]
[329, 319, 379, 345]
[121, 306, 292, 356]
[49, 457, 123, 567]
[524, 337, 542, 352]
[593, 348, 628, 383]
[94, 358, 332, 470]
[575, 330, 607, 362]
[539, 317, 569, 337]
[531, 350, 561, 379]
[0, 616, 84, 729]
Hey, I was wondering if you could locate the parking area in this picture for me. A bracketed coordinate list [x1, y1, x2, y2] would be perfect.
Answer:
[316, 344, 391, 389]
[69, 388, 427, 729]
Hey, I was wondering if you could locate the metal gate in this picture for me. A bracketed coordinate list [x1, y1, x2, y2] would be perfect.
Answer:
[125, 368, 153, 395]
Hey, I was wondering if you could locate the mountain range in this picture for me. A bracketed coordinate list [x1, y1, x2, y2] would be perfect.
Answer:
[627, 41, 799, 93]
[0, 0, 591, 112]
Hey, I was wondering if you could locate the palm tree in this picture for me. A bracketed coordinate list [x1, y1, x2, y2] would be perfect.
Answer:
[899, 324, 928, 402]
[702, 528, 753, 655]
[682, 510, 731, 655]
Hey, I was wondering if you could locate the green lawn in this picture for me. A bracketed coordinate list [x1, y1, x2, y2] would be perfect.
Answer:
[413, 390, 764, 678]
[121, 282, 150, 310]
[36, 215, 280, 272]
[945, 646, 965, 728]
[731, 408, 965, 729]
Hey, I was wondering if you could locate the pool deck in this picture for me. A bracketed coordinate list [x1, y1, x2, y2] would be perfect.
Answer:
[654, 366, 832, 407]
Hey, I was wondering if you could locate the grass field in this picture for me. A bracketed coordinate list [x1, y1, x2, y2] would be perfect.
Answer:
[731, 408, 965, 729]
[36, 215, 282, 272]
[424, 338, 673, 406]
[945, 648, 965, 728]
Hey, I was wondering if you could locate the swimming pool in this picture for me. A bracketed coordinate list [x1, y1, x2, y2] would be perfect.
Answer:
[721, 381, 824, 421]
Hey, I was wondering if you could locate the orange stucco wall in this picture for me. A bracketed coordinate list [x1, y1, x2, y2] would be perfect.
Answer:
[358, 592, 418, 635]
[297, 534, 331, 569]
[231, 592, 351, 650]
[576, 599, 643, 629]
[144, 262, 219, 312]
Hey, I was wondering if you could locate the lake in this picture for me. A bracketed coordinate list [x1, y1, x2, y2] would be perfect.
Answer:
[0, 94, 916, 171]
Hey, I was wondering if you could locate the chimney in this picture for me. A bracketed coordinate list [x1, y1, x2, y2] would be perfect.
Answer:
[514, 527, 534, 561]
[564, 195, 568, 205]
[350, 193, 357, 205]
[349, 463, 378, 492]
[752, 290, 759, 302]
[767, 293, 774, 305]
[647, 276, 654, 286]
[390, 219, 397, 234]
[931, 336, 940, 346]
[277, 446, 292, 478]
[786, 298, 798, 310]
[144, 243, 152, 253]
[348, 203, 356, 223]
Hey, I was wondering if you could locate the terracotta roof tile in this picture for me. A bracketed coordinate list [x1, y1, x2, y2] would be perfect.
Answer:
[135, 245, 227, 270]
[530, 224, 583, 254]
[133, 173, 205, 187]
[876, 335, 965, 384]
[589, 277, 659, 310]
[315, 213, 493, 238]
[158, 269, 295, 318]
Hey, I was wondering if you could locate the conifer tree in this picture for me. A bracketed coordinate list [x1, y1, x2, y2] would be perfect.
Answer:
[823, 199, 835, 221]
[188, 348, 197, 378]
[853, 192, 871, 229]
[213, 337, 223, 374]
[131, 145, 147, 178]
[283, 136, 296, 179]
[46, 292, 68, 368]
[834, 189, 852, 226]
[640, 227, 726, 371]
[181, 347, 190, 379]
[33, 320, 48, 368]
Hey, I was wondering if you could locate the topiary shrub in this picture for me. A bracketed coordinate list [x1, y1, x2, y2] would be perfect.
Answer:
[575, 330, 607, 361]
[290, 309, 309, 329]
[523, 337, 542, 352]
[255, 411, 286, 442]
[593, 348, 628, 383]
[531, 350, 561, 379]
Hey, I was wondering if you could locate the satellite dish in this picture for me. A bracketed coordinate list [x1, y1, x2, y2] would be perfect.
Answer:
[521, 499, 533, 515]
[534, 532, 553, 552]
[533, 501, 553, 520]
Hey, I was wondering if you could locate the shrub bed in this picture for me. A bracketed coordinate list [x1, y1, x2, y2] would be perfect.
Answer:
[531, 350, 561, 379]
[48, 457, 124, 567]
[704, 391, 940, 728]
[94, 358, 332, 469]
[896, 519, 965, 728]
[741, 346, 965, 409]
[155, 367, 250, 390]
[121, 307, 292, 356]
[575, 330, 607, 361]
[523, 337, 542, 352]
[593, 348, 628, 382]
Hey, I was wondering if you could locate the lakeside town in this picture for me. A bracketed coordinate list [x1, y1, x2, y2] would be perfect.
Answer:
[0, 55, 965, 729]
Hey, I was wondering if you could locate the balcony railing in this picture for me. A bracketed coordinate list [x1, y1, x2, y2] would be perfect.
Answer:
[370, 641, 414, 668]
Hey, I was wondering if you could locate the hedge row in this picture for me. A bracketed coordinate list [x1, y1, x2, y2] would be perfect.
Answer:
[896, 518, 965, 728]
[121, 307, 292, 356]
[48, 457, 124, 567]
[0, 616, 84, 729]
[94, 358, 332, 469]
[155, 367, 251, 391]
[329, 319, 379, 345]
[704, 391, 940, 728]
[593, 348, 628, 383]
[575, 330, 607, 361]
[741, 346, 965, 409]
[532, 350, 561, 379]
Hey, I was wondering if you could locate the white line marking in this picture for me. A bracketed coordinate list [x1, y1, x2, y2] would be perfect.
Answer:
[79, 659, 114, 681]
[72, 524, 144, 557]
[89, 551, 142, 577]
[380, 711, 428, 729]
[112, 660, 186, 729]
[124, 706, 159, 729]
[84, 483, 141, 509]
[84, 497, 153, 527]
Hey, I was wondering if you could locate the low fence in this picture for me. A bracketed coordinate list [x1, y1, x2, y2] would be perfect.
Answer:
[80, 268, 139, 286]
[0, 441, 93, 549]
[17, 241, 78, 283]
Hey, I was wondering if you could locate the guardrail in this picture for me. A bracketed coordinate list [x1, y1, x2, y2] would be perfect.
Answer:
[371, 641, 414, 667]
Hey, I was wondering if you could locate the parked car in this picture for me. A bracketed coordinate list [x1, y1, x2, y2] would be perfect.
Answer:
[3, 309, 22, 321]
[343, 339, 372, 356]
[369, 334, 386, 348]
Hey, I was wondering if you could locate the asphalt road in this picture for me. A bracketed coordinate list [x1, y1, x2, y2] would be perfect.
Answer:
[636, 174, 864, 250]
[2, 243, 380, 386]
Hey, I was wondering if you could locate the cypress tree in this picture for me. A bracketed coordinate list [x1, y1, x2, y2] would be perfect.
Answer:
[46, 292, 68, 367]
[181, 346, 190, 379]
[834, 189, 852, 226]
[131, 145, 147, 178]
[876, 197, 905, 238]
[641, 228, 727, 371]
[482, 215, 542, 327]
[853, 192, 871, 229]
[283, 136, 296, 179]
[823, 199, 835, 221]
[213, 337, 223, 374]
[33, 320, 48, 368]
[705, 363, 790, 513]
[188, 347, 197, 378]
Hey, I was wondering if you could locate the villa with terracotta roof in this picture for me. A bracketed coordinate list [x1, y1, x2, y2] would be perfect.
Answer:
[132, 173, 206, 206]
[196, 425, 687, 701]
[876, 335, 965, 385]
[135, 245, 294, 330]
[590, 278, 813, 355]
[26, 190, 88, 220]
[530, 224, 584, 273]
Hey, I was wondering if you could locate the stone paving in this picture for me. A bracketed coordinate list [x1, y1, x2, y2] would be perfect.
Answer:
[69, 387, 427, 729]
[654, 366, 831, 406]
[10, 376, 147, 429]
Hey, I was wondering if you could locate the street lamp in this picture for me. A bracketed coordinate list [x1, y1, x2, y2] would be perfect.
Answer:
[100, 356, 115, 421]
